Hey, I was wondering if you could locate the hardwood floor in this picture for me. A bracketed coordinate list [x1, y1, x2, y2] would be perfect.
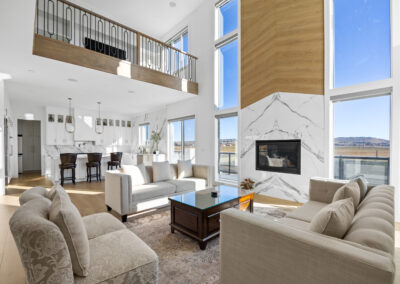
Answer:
[0, 173, 399, 283]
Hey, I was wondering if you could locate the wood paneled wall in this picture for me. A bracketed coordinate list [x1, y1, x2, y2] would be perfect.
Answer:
[241, 0, 324, 109]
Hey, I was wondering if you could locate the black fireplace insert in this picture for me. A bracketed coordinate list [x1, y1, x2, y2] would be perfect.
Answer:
[256, 140, 301, 174]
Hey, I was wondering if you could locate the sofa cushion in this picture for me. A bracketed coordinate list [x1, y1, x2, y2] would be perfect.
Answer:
[286, 201, 327, 222]
[178, 160, 193, 178]
[152, 162, 171, 182]
[332, 181, 360, 209]
[166, 178, 207, 193]
[122, 164, 149, 186]
[74, 229, 158, 284]
[19, 186, 48, 205]
[309, 198, 354, 238]
[50, 189, 90, 276]
[131, 182, 176, 202]
[278, 217, 310, 230]
[83, 213, 125, 239]
[344, 184, 394, 255]
[351, 176, 368, 200]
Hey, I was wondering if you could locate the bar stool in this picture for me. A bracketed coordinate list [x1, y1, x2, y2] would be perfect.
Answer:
[86, 153, 102, 182]
[59, 153, 77, 186]
[107, 152, 122, 170]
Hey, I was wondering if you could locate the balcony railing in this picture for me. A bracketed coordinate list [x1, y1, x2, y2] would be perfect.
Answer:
[218, 152, 238, 181]
[35, 0, 197, 82]
[334, 156, 390, 185]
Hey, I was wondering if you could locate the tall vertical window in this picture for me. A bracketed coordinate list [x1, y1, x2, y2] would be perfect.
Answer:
[168, 29, 189, 78]
[333, 0, 391, 88]
[217, 39, 238, 110]
[215, 0, 239, 182]
[216, 0, 238, 38]
[139, 123, 150, 147]
[333, 95, 391, 184]
[169, 117, 195, 163]
[217, 115, 238, 181]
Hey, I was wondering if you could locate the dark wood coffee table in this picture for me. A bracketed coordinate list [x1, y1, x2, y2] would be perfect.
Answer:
[169, 185, 254, 250]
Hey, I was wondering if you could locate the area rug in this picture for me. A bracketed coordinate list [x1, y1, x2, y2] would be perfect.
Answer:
[126, 204, 290, 284]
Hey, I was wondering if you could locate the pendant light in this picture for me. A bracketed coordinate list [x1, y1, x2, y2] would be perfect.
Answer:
[95, 102, 104, 134]
[65, 98, 75, 133]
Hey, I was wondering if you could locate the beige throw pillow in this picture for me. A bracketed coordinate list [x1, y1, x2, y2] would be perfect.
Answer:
[49, 189, 90, 276]
[332, 181, 361, 209]
[309, 198, 354, 238]
[152, 161, 171, 182]
[122, 164, 150, 186]
[351, 176, 368, 200]
[178, 160, 193, 179]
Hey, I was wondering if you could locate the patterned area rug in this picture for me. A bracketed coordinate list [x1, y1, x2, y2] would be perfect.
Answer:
[125, 204, 290, 284]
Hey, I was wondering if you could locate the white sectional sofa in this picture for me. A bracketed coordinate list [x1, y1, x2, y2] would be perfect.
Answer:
[105, 163, 213, 221]
[220, 177, 395, 284]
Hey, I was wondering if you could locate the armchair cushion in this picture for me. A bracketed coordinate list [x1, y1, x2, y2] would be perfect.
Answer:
[19, 186, 48, 205]
[74, 229, 158, 284]
[178, 160, 193, 178]
[309, 198, 354, 238]
[50, 189, 90, 276]
[83, 213, 125, 240]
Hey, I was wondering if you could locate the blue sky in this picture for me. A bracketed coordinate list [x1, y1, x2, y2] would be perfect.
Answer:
[334, 0, 391, 140]
[334, 0, 391, 87]
[334, 95, 391, 140]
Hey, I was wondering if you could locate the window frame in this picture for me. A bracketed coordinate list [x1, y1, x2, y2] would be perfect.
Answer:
[214, 0, 240, 184]
[168, 116, 196, 163]
[138, 123, 150, 147]
[324, 0, 398, 191]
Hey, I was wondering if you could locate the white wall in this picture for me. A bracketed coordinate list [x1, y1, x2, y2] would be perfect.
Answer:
[0, 80, 6, 195]
[161, 0, 215, 166]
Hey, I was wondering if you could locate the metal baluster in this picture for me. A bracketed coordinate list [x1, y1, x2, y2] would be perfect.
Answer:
[43, 0, 45, 36]
[47, 0, 55, 37]
[65, 6, 72, 42]
[62, 2, 64, 40]
[98, 19, 104, 53]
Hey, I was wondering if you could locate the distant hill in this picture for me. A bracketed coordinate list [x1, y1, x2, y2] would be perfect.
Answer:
[335, 137, 389, 147]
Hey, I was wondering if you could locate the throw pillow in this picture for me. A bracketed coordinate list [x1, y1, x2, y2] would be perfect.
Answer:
[152, 161, 171, 182]
[351, 175, 368, 200]
[49, 189, 90, 276]
[309, 198, 354, 238]
[122, 164, 150, 186]
[178, 160, 193, 179]
[332, 181, 361, 209]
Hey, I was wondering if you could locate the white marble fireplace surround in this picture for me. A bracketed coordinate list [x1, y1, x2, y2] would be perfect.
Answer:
[240, 92, 325, 203]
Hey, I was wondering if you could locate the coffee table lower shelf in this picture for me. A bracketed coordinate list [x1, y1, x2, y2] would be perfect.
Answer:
[169, 193, 254, 250]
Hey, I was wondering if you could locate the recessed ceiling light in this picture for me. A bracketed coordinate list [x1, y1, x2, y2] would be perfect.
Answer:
[169, 1, 176, 8]
[27, 69, 35, 73]
[67, 78, 78, 82]
[128, 90, 135, 94]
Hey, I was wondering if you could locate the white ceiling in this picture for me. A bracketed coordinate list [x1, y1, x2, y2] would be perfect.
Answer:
[0, 0, 200, 116]
[75, 0, 204, 39]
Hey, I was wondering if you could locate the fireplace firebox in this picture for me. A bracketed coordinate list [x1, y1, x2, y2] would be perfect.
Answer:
[256, 140, 301, 174]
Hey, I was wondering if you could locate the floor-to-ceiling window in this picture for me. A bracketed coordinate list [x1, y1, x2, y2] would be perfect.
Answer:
[327, 0, 392, 184]
[215, 0, 238, 182]
[168, 117, 195, 163]
[167, 28, 189, 78]
[139, 123, 150, 147]
[333, 95, 391, 184]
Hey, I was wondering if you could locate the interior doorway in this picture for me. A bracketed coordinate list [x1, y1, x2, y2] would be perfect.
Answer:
[17, 119, 41, 174]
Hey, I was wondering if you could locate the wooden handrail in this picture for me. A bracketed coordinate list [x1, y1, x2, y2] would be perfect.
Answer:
[60, 0, 198, 59]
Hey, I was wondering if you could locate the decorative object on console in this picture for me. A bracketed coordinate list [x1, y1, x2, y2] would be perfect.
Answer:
[95, 102, 104, 134]
[240, 178, 255, 190]
[65, 98, 75, 133]
[256, 139, 301, 174]
[150, 129, 162, 154]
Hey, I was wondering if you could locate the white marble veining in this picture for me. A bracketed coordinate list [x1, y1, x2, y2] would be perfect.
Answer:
[240, 92, 325, 203]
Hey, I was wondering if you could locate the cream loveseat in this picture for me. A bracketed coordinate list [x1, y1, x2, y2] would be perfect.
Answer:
[220, 178, 395, 284]
[10, 186, 158, 284]
[105, 163, 213, 221]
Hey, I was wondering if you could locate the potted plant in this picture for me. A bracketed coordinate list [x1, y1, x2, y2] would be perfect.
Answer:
[240, 178, 255, 190]
[150, 129, 162, 154]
